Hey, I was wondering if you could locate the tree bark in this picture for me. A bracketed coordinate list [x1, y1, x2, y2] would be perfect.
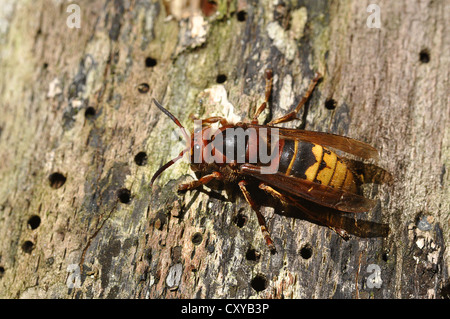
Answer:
[0, 0, 448, 299]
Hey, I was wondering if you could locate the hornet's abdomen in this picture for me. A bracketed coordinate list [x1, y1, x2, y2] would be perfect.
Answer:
[277, 140, 359, 193]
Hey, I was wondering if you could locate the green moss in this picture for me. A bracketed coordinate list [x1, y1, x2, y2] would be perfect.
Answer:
[215, 0, 236, 21]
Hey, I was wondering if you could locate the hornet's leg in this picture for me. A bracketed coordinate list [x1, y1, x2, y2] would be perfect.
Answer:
[238, 180, 276, 253]
[198, 116, 229, 126]
[178, 172, 222, 192]
[258, 183, 290, 206]
[268, 72, 322, 125]
[252, 69, 273, 124]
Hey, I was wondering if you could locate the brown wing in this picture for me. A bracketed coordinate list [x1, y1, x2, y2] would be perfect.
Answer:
[283, 198, 389, 238]
[247, 124, 379, 160]
[240, 164, 377, 213]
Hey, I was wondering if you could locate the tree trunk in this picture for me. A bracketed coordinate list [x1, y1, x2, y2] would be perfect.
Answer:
[0, 0, 448, 299]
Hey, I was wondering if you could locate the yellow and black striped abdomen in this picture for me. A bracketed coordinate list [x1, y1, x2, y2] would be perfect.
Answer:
[278, 140, 359, 193]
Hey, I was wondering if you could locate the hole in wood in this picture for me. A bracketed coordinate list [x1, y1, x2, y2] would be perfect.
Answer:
[145, 57, 157, 68]
[117, 188, 131, 204]
[419, 49, 430, 63]
[191, 232, 203, 246]
[27, 215, 41, 230]
[245, 248, 260, 262]
[237, 10, 247, 22]
[138, 83, 150, 94]
[0, 266, 4, 279]
[134, 151, 148, 166]
[85, 106, 96, 118]
[324, 98, 337, 110]
[21, 241, 34, 254]
[233, 212, 247, 228]
[251, 273, 268, 292]
[300, 244, 312, 259]
[48, 172, 66, 189]
[216, 74, 227, 84]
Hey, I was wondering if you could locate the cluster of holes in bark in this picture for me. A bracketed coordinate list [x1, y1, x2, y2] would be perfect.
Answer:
[231, 209, 269, 292]
[245, 244, 311, 291]
[89, 56, 158, 204]
[324, 48, 431, 109]
[137, 57, 158, 94]
[125, 56, 158, 202]
[21, 216, 41, 256]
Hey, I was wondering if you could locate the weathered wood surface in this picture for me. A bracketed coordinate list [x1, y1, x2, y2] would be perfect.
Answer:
[0, 0, 448, 299]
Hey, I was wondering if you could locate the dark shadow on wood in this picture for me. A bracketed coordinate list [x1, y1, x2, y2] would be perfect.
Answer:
[180, 177, 390, 240]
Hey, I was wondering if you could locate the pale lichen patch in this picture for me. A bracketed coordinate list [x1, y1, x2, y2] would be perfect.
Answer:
[290, 7, 308, 41]
[198, 85, 242, 124]
[266, 7, 308, 62]
[278, 74, 295, 112]
[266, 22, 297, 61]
